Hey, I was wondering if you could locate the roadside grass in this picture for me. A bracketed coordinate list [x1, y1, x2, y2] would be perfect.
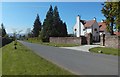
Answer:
[89, 47, 119, 56]
[42, 43, 79, 47]
[26, 38, 79, 47]
[2, 42, 72, 75]
[27, 37, 42, 43]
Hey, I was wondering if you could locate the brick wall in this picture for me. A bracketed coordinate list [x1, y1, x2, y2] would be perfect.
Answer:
[101, 35, 119, 49]
[50, 37, 87, 45]
[49, 33, 94, 45]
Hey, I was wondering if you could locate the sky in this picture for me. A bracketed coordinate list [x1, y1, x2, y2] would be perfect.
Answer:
[1, 0, 107, 2]
[1, 2, 105, 34]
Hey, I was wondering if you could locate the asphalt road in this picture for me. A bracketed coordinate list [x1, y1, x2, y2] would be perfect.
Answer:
[19, 41, 118, 75]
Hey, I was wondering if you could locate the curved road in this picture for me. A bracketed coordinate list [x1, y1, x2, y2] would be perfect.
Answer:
[19, 41, 118, 75]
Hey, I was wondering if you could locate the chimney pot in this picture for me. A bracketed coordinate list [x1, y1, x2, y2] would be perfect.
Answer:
[93, 17, 96, 20]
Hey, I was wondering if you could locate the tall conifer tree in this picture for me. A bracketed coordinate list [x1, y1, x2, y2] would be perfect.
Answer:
[33, 14, 41, 37]
[53, 6, 68, 37]
[41, 5, 54, 42]
[41, 5, 68, 42]
[62, 22, 68, 36]
[53, 6, 61, 36]
[1, 23, 7, 37]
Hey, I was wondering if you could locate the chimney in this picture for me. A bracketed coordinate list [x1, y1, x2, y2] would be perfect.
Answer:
[93, 17, 96, 20]
[76, 15, 80, 23]
[101, 19, 104, 22]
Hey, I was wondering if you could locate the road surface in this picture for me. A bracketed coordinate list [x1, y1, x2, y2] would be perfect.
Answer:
[19, 41, 118, 75]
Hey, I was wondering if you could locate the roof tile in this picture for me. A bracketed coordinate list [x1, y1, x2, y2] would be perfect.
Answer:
[98, 22, 107, 31]
[84, 20, 95, 28]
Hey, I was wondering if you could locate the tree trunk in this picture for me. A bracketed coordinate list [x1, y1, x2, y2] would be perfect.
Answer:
[111, 18, 114, 35]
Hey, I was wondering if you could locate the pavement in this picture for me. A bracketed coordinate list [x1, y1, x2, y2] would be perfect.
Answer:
[60, 45, 102, 52]
[19, 41, 118, 75]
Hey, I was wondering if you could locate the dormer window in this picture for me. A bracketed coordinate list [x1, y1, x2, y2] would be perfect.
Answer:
[99, 25, 102, 27]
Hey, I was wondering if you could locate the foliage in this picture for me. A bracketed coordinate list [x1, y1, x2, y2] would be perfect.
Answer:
[106, 24, 111, 32]
[101, 2, 120, 34]
[32, 14, 41, 37]
[41, 5, 68, 42]
[41, 5, 53, 42]
[0, 23, 7, 37]
[115, 2, 120, 31]
[1, 37, 13, 47]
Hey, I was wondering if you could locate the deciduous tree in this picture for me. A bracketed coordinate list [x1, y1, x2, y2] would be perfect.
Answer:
[101, 2, 120, 34]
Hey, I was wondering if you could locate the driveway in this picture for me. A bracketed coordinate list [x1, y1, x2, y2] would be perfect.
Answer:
[60, 45, 101, 52]
[19, 41, 118, 75]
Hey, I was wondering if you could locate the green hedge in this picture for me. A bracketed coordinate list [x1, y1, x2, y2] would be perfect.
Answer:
[1, 37, 13, 47]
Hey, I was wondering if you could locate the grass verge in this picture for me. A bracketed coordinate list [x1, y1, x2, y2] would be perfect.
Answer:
[26, 38, 79, 47]
[89, 47, 119, 56]
[2, 42, 72, 75]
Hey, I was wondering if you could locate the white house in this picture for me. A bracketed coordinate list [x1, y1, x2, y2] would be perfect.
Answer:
[73, 15, 100, 41]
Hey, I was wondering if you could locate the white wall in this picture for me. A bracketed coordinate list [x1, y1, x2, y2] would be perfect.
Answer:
[86, 28, 92, 33]
[73, 15, 87, 37]
[73, 16, 100, 41]
[73, 16, 81, 37]
[80, 22, 85, 36]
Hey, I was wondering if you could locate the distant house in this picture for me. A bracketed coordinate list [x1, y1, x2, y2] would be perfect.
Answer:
[73, 15, 100, 42]
[98, 20, 107, 35]
[98, 20, 120, 36]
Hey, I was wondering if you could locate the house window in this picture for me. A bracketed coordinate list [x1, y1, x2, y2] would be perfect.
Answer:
[83, 28, 86, 31]
[75, 29, 77, 31]
[94, 28, 97, 31]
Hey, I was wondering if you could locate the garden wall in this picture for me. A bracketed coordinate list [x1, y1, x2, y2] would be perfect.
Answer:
[100, 35, 120, 49]
[50, 37, 87, 45]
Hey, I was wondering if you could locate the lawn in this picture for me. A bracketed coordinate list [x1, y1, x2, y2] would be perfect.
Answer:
[2, 41, 72, 75]
[26, 38, 79, 47]
[89, 47, 119, 56]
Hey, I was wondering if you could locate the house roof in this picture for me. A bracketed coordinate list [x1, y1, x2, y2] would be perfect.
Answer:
[98, 22, 107, 31]
[84, 20, 96, 28]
